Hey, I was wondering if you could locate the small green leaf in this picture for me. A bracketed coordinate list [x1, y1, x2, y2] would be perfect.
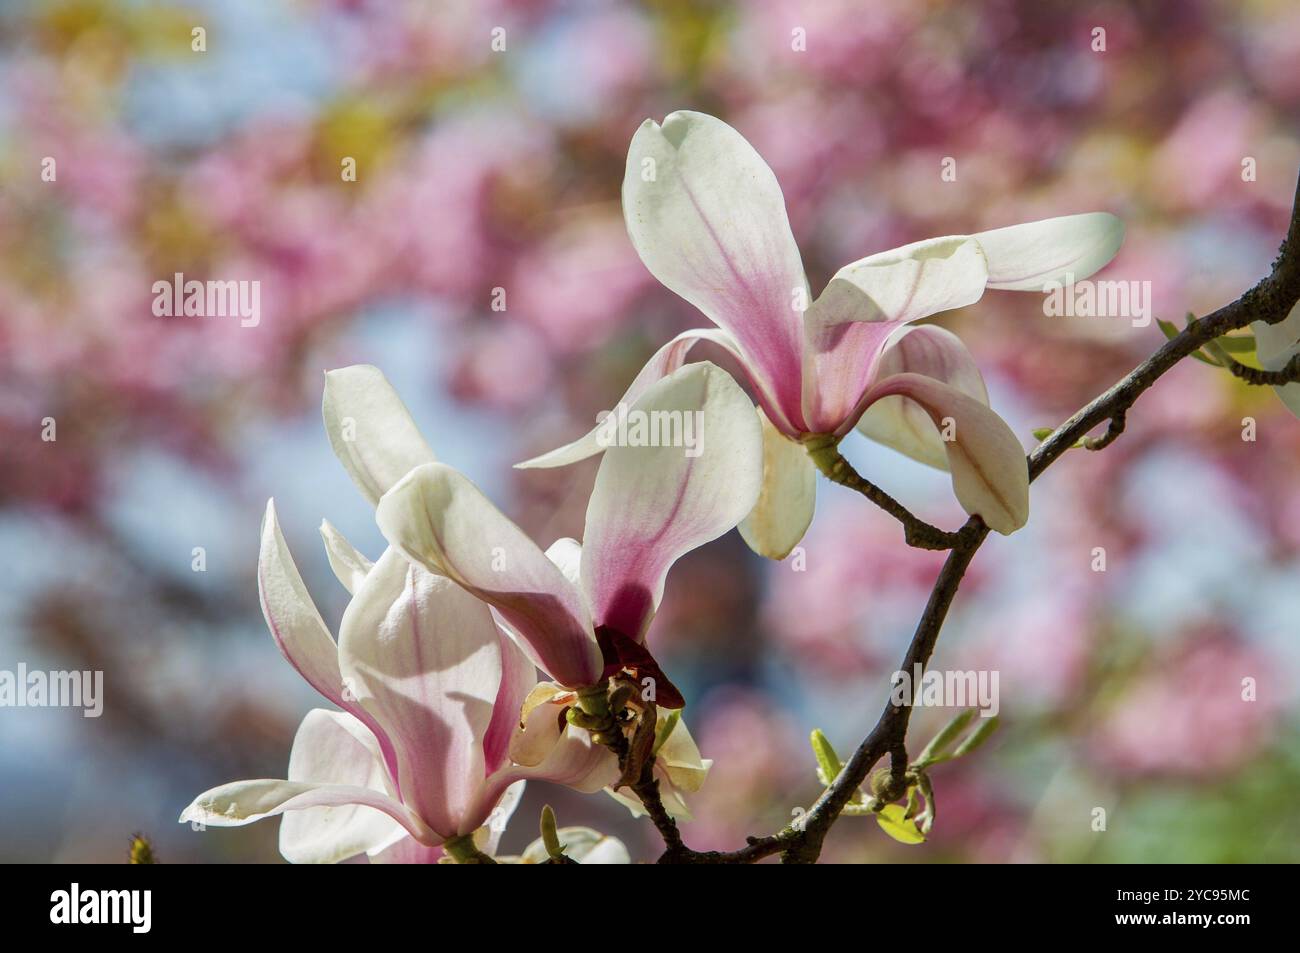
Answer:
[1157, 318, 1180, 341]
[916, 709, 976, 768]
[875, 803, 926, 845]
[1215, 335, 1256, 355]
[951, 716, 1000, 758]
[810, 729, 843, 786]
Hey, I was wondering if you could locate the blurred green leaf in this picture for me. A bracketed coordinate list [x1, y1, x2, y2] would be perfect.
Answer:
[916, 709, 976, 767]
[952, 716, 1000, 758]
[875, 804, 926, 845]
[810, 728, 843, 786]
[1215, 335, 1256, 355]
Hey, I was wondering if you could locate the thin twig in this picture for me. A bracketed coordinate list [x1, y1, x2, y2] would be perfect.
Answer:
[805, 440, 979, 550]
[1215, 349, 1300, 386]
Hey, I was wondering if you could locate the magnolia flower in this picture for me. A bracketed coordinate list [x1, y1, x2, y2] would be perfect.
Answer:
[320, 362, 721, 811]
[180, 502, 615, 863]
[323, 360, 762, 698]
[520, 111, 1125, 558]
[1253, 301, 1300, 416]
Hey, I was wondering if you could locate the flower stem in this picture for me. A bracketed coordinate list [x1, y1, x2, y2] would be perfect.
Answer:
[442, 834, 496, 864]
[803, 436, 977, 550]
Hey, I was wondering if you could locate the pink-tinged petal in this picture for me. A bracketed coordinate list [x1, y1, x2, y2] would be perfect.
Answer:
[258, 500, 398, 781]
[581, 362, 763, 641]
[181, 711, 431, 854]
[802, 237, 989, 433]
[319, 519, 374, 595]
[181, 778, 428, 844]
[859, 373, 1029, 535]
[624, 112, 809, 431]
[368, 835, 444, 864]
[973, 213, 1124, 291]
[464, 696, 618, 836]
[509, 683, 576, 767]
[855, 325, 990, 467]
[738, 406, 817, 560]
[323, 365, 437, 506]
[376, 782, 527, 861]
[279, 709, 408, 864]
[375, 463, 602, 688]
[338, 547, 503, 839]
[516, 327, 797, 466]
[476, 779, 527, 856]
[1253, 302, 1300, 417]
[482, 633, 537, 777]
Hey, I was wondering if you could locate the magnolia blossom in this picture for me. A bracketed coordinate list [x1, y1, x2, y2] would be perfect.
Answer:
[321, 361, 763, 697]
[323, 363, 727, 804]
[181, 502, 615, 863]
[183, 354, 737, 860]
[520, 111, 1125, 557]
[1253, 301, 1300, 416]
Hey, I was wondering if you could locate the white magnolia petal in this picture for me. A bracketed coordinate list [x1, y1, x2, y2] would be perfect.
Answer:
[520, 828, 631, 864]
[624, 111, 809, 431]
[656, 714, 711, 796]
[581, 362, 763, 640]
[605, 774, 693, 820]
[180, 778, 425, 843]
[319, 519, 375, 595]
[476, 779, 527, 857]
[509, 683, 571, 767]
[860, 372, 1029, 534]
[375, 463, 603, 688]
[814, 236, 991, 327]
[338, 547, 503, 838]
[468, 726, 617, 837]
[323, 364, 437, 506]
[516, 328, 760, 468]
[482, 634, 537, 778]
[278, 709, 407, 864]
[1252, 302, 1300, 417]
[855, 325, 991, 469]
[259, 500, 343, 703]
[973, 212, 1124, 291]
[544, 537, 584, 589]
[738, 405, 817, 560]
[802, 237, 989, 434]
